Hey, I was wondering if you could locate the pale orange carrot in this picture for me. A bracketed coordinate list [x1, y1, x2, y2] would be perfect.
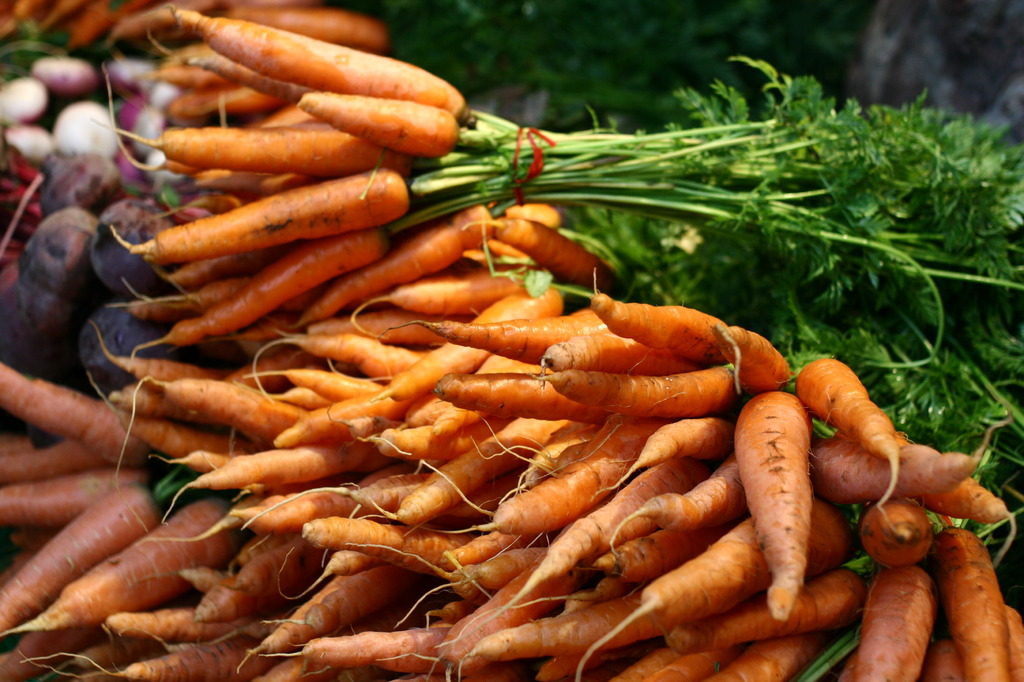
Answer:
[305, 308, 467, 346]
[383, 266, 526, 316]
[302, 626, 451, 673]
[641, 647, 744, 682]
[625, 416, 735, 477]
[921, 475, 1014, 524]
[0, 438, 110, 484]
[272, 394, 415, 448]
[116, 632, 276, 681]
[433, 371, 611, 423]
[920, 638, 967, 682]
[0, 468, 150, 528]
[540, 332, 705, 376]
[219, 5, 391, 53]
[105, 606, 254, 642]
[447, 547, 549, 604]
[711, 323, 792, 394]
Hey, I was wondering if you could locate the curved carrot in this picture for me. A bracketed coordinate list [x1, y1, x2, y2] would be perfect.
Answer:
[0, 439, 110, 484]
[298, 91, 461, 158]
[130, 169, 409, 264]
[493, 217, 615, 291]
[540, 332, 704, 375]
[627, 416, 736, 475]
[929, 526, 1012, 682]
[920, 475, 1014, 524]
[857, 497, 934, 568]
[796, 357, 903, 506]
[854, 565, 937, 682]
[711, 323, 792, 394]
[733, 390, 814, 620]
[543, 366, 739, 419]
[172, 8, 467, 119]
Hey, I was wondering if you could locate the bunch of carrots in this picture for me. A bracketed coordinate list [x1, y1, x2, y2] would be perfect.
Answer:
[1, 5, 1022, 681]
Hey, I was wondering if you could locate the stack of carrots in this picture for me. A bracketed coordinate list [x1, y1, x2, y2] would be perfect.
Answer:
[1, 6, 1022, 682]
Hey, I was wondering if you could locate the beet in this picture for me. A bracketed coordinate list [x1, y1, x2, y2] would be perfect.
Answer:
[78, 303, 182, 395]
[91, 197, 175, 297]
[39, 152, 121, 216]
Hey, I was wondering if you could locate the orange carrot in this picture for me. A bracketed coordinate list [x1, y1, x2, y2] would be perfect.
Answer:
[0, 484, 160, 633]
[394, 417, 572, 525]
[119, 414, 250, 461]
[287, 333, 426, 378]
[491, 217, 615, 291]
[486, 415, 671, 536]
[105, 606, 254, 642]
[383, 265, 527, 316]
[502, 202, 563, 228]
[172, 8, 467, 118]
[272, 394, 415, 448]
[298, 91, 460, 158]
[372, 417, 513, 461]
[930, 526, 1012, 681]
[703, 631, 829, 681]
[664, 567, 866, 655]
[711, 323, 792, 394]
[297, 204, 494, 324]
[0, 627, 102, 682]
[543, 366, 739, 419]
[920, 639, 967, 682]
[920, 475, 1014, 524]
[1006, 604, 1024, 682]
[7, 497, 238, 633]
[589, 293, 728, 364]
[219, 5, 391, 53]
[858, 497, 934, 568]
[625, 416, 735, 476]
[591, 524, 732, 583]
[433, 371, 611, 423]
[641, 647, 744, 682]
[166, 245, 292, 290]
[0, 359, 149, 467]
[130, 169, 409, 264]
[853, 564, 937, 682]
[0, 468, 150, 528]
[116, 633, 275, 681]
[447, 547, 549, 604]
[166, 84, 289, 122]
[540, 332, 705, 376]
[411, 309, 608, 365]
[302, 626, 451, 673]
[305, 308, 467, 345]
[374, 286, 566, 403]
[796, 357, 903, 505]
[733, 390, 814, 620]
[0, 438, 110, 484]
[811, 438, 976, 503]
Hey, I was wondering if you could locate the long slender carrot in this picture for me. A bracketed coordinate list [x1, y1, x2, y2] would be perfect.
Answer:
[166, 245, 293, 290]
[540, 332, 704, 375]
[297, 204, 494, 324]
[543, 366, 739, 419]
[733, 390, 814, 620]
[433, 371, 612, 423]
[589, 293, 728, 364]
[105, 606, 254, 643]
[298, 91, 460, 158]
[0, 484, 160, 633]
[920, 475, 1014, 524]
[1006, 604, 1024, 682]
[116, 633, 276, 682]
[272, 394, 415, 448]
[0, 468, 150, 528]
[286, 333, 426, 378]
[129, 169, 409, 264]
[383, 266, 526, 316]
[492, 217, 615, 291]
[857, 497, 934, 568]
[664, 567, 867, 655]
[219, 5, 391, 53]
[853, 565, 937, 682]
[6, 497, 238, 633]
[641, 647, 744, 682]
[172, 8, 468, 118]
[703, 631, 829, 681]
[0, 359, 149, 467]
[302, 627, 451, 673]
[0, 627, 103, 682]
[796, 357, 903, 505]
[0, 438, 110, 484]
[929, 526, 1012, 681]
[166, 84, 289, 122]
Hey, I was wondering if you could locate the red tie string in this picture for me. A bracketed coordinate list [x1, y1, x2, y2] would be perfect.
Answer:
[511, 127, 557, 205]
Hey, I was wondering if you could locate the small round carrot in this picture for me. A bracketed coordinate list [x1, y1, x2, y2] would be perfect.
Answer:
[105, 606, 253, 643]
[853, 564, 937, 682]
[931, 526, 1013, 681]
[796, 357, 903, 505]
[857, 497, 934, 568]
[298, 91, 461, 158]
[130, 169, 409, 265]
[543, 366, 739, 419]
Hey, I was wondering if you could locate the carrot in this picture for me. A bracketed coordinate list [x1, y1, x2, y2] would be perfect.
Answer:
[492, 217, 615, 291]
[116, 633, 276, 682]
[625, 416, 735, 477]
[0, 627, 103, 682]
[502, 202, 563, 228]
[535, 641, 664, 682]
[434, 371, 611, 423]
[601, 646, 680, 682]
[6, 497, 238, 633]
[0, 359, 149, 467]
[373, 418, 513, 461]
[0, 467, 150, 528]
[219, 5, 391, 53]
[129, 169, 409, 265]
[252, 563, 419, 655]
[120, 414, 252, 461]
[394, 417, 573, 525]
[306, 308, 468, 345]
[703, 631, 829, 681]
[271, 368, 383, 402]
[0, 438, 110, 484]
[411, 309, 608, 365]
[486, 415, 671, 536]
[664, 567, 867, 655]
[852, 564, 937, 682]
[540, 332, 705, 376]
[0, 484, 160, 633]
[297, 204, 494, 324]
[172, 8, 467, 118]
[641, 647, 744, 682]
[591, 524, 732, 582]
[543, 366, 739, 419]
[796, 357, 903, 505]
[382, 266, 527, 316]
[302, 627, 451, 673]
[732, 390, 815, 620]
[930, 526, 1012, 681]
[166, 245, 293, 290]
[920, 475, 1015, 524]
[448, 547, 549, 604]
[272, 393, 415, 448]
[622, 454, 746, 536]
[375, 286, 566, 403]
[858, 497, 934, 568]
[920, 639, 968, 682]
[589, 293, 728, 364]
[105, 606, 254, 642]
[166, 84, 289, 122]
[298, 91, 460, 158]
[711, 323, 792, 394]
[1006, 604, 1024, 682]
[512, 457, 710, 603]
[811, 437, 976, 503]
[286, 333, 426, 378]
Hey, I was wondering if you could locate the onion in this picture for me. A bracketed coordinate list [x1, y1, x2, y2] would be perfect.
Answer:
[30, 56, 100, 99]
[52, 101, 119, 158]
[4, 125, 56, 165]
[0, 77, 49, 124]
